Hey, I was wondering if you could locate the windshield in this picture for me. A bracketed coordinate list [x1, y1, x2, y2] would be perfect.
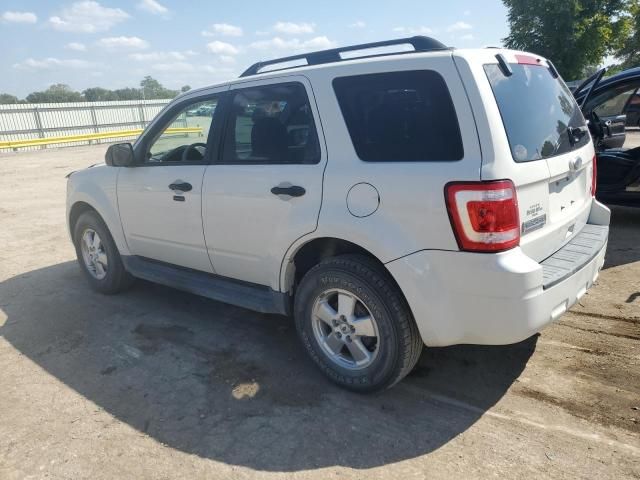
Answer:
[485, 63, 589, 162]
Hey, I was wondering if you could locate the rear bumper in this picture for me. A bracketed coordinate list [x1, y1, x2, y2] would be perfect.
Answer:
[386, 200, 610, 347]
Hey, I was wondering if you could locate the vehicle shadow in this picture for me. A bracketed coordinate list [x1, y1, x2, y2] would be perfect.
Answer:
[0, 261, 536, 471]
[602, 204, 640, 269]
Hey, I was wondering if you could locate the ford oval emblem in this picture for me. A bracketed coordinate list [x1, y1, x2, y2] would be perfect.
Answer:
[569, 157, 582, 171]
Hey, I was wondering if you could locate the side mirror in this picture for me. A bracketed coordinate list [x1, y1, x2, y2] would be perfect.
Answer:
[105, 143, 135, 167]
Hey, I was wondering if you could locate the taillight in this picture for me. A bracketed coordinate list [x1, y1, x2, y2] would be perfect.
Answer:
[591, 155, 597, 197]
[515, 54, 541, 65]
[445, 180, 520, 253]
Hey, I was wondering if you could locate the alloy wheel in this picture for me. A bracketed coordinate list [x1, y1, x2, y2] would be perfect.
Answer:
[311, 288, 380, 370]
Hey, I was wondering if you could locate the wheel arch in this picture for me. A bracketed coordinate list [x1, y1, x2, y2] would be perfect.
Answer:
[67, 195, 129, 256]
[282, 237, 413, 313]
[290, 242, 424, 391]
[68, 201, 99, 237]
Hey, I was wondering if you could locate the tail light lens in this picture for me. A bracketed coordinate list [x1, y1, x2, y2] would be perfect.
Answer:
[445, 180, 520, 253]
[591, 155, 597, 196]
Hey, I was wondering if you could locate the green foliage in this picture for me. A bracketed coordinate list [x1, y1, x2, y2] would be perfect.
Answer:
[1, 76, 181, 104]
[26, 84, 85, 103]
[612, 0, 640, 70]
[82, 87, 118, 102]
[112, 88, 143, 101]
[0, 93, 19, 104]
[140, 76, 162, 96]
[140, 75, 179, 99]
[502, 0, 629, 80]
[82, 86, 143, 101]
[181, 85, 192, 93]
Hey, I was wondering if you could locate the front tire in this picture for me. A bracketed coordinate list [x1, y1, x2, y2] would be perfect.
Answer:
[294, 255, 423, 392]
[73, 210, 133, 294]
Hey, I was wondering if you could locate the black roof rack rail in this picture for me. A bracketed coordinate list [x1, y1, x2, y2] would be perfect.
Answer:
[239, 36, 448, 77]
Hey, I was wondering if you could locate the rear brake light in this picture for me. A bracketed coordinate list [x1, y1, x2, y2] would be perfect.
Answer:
[591, 155, 597, 196]
[445, 180, 520, 253]
[515, 54, 541, 66]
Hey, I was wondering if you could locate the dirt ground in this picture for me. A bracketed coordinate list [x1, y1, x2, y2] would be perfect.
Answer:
[624, 129, 640, 149]
[0, 145, 638, 480]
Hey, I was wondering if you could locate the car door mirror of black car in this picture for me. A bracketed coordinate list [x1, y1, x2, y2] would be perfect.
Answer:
[105, 143, 135, 167]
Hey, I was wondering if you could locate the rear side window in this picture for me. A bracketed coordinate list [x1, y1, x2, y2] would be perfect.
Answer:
[333, 70, 463, 162]
[221, 82, 320, 165]
[484, 64, 589, 162]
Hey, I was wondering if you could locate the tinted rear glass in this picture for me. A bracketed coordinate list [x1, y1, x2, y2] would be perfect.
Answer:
[484, 64, 589, 162]
[333, 70, 463, 162]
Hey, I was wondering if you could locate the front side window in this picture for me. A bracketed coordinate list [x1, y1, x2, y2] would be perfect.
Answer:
[146, 98, 218, 163]
[333, 70, 464, 162]
[222, 82, 320, 164]
[484, 64, 589, 162]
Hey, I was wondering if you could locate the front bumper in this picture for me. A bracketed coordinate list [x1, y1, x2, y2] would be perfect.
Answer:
[386, 200, 610, 347]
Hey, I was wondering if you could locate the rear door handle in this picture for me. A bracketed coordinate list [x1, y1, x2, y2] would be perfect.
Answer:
[271, 185, 306, 197]
[169, 181, 192, 192]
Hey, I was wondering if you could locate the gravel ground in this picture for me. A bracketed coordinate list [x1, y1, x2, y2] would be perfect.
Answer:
[0, 145, 638, 480]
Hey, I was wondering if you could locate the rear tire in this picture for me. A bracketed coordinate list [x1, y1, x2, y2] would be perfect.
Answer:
[294, 254, 423, 392]
[73, 210, 134, 294]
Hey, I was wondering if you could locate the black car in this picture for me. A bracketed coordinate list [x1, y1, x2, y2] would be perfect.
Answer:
[625, 92, 640, 128]
[573, 67, 640, 207]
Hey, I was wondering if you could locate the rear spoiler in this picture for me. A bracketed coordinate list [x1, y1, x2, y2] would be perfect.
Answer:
[495, 53, 560, 79]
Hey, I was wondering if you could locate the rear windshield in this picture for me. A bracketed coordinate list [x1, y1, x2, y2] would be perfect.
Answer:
[484, 64, 589, 162]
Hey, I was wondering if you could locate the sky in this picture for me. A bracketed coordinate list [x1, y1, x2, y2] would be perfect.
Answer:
[0, 0, 509, 98]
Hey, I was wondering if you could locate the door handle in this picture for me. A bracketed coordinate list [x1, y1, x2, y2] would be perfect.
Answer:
[169, 181, 192, 192]
[271, 185, 306, 197]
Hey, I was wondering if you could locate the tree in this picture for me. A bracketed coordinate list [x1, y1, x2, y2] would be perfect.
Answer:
[112, 88, 142, 101]
[0, 93, 19, 104]
[502, 0, 628, 80]
[83, 87, 117, 102]
[3, 77, 182, 104]
[612, 0, 640, 71]
[140, 75, 163, 98]
[26, 84, 84, 103]
[140, 76, 178, 99]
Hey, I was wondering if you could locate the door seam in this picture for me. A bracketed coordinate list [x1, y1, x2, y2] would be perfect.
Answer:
[200, 165, 216, 274]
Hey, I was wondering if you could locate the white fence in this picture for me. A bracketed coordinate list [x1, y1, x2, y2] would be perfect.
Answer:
[0, 99, 172, 151]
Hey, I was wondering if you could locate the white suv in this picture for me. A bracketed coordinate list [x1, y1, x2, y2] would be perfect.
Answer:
[66, 37, 610, 392]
